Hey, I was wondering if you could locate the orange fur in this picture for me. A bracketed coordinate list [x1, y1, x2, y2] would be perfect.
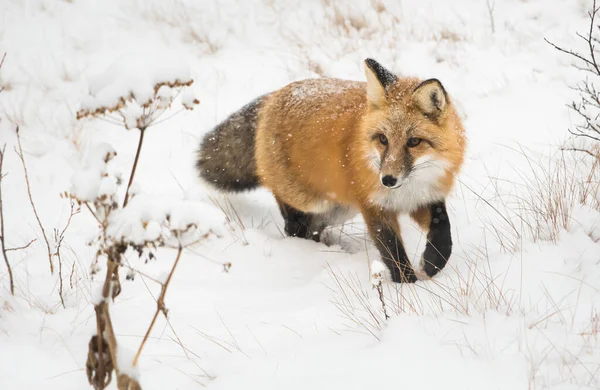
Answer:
[255, 70, 465, 217]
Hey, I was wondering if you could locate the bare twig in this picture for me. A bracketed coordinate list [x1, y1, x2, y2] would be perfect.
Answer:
[561, 147, 599, 159]
[84, 201, 103, 226]
[15, 127, 54, 274]
[547, 0, 600, 156]
[5, 239, 36, 252]
[54, 200, 79, 308]
[0, 53, 5, 94]
[544, 38, 599, 71]
[0, 145, 15, 295]
[132, 242, 184, 367]
[486, 0, 496, 34]
[374, 281, 389, 320]
[123, 128, 146, 208]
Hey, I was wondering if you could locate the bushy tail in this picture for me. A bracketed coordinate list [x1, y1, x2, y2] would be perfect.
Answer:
[196, 95, 266, 192]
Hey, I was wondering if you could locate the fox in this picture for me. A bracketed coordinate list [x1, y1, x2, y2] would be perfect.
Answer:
[196, 58, 466, 283]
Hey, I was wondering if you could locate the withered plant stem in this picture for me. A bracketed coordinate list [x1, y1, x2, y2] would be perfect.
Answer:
[94, 260, 117, 389]
[123, 127, 146, 208]
[133, 244, 183, 367]
[55, 201, 77, 308]
[15, 127, 54, 274]
[0, 145, 14, 295]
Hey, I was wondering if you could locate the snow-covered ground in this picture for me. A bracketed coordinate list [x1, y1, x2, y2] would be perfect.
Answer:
[1, 0, 599, 389]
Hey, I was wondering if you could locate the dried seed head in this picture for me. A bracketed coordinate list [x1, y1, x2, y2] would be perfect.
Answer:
[86, 335, 114, 388]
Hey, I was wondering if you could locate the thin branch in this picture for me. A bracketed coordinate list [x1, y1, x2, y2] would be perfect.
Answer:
[54, 200, 78, 308]
[568, 128, 600, 142]
[117, 262, 163, 285]
[5, 239, 36, 252]
[486, 0, 496, 34]
[57, 247, 65, 308]
[132, 242, 183, 367]
[0, 145, 15, 295]
[84, 202, 103, 226]
[561, 147, 599, 159]
[0, 53, 5, 94]
[586, 0, 600, 75]
[544, 38, 598, 70]
[15, 126, 54, 274]
[123, 128, 146, 208]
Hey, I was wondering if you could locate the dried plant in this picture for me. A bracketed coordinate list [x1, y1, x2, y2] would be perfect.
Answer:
[53, 199, 80, 307]
[0, 52, 5, 94]
[75, 157, 211, 389]
[14, 126, 55, 274]
[1, 56, 37, 295]
[0, 145, 36, 295]
[12, 125, 79, 303]
[486, 0, 496, 34]
[0, 145, 14, 294]
[74, 74, 203, 389]
[547, 0, 600, 160]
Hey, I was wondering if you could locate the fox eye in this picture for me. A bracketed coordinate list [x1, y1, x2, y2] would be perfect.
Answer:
[407, 137, 422, 147]
[378, 134, 388, 146]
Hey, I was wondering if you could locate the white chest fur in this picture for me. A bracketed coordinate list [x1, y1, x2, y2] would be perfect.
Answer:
[369, 156, 449, 213]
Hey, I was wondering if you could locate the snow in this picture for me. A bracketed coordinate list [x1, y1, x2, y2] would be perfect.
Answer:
[80, 52, 193, 115]
[0, 0, 599, 390]
[70, 142, 118, 202]
[108, 194, 226, 245]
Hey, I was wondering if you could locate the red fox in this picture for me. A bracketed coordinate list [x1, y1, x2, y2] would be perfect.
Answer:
[197, 58, 466, 283]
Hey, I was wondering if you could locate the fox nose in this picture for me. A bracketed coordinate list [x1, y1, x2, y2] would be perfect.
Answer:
[381, 175, 398, 188]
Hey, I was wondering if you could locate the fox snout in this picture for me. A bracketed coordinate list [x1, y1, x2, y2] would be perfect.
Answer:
[378, 153, 410, 188]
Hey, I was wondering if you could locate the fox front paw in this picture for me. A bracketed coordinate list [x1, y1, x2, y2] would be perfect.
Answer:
[390, 266, 418, 283]
[420, 253, 445, 278]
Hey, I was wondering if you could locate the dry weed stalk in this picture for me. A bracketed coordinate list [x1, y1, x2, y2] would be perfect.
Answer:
[371, 265, 390, 320]
[0, 145, 36, 294]
[327, 265, 387, 339]
[12, 125, 79, 302]
[208, 195, 248, 245]
[133, 237, 186, 366]
[77, 76, 202, 389]
[81, 181, 208, 389]
[486, 0, 496, 34]
[0, 55, 36, 294]
[53, 199, 80, 307]
[0, 52, 5, 94]
[14, 126, 54, 274]
[0, 144, 12, 294]
[0, 55, 37, 295]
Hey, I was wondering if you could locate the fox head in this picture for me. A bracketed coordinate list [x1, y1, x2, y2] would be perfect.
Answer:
[360, 58, 466, 209]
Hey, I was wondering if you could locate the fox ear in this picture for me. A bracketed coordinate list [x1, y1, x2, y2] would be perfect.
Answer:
[364, 58, 397, 108]
[412, 79, 447, 119]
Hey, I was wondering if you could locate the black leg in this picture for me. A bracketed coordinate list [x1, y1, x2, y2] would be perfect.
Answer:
[372, 223, 417, 283]
[421, 201, 452, 277]
[363, 207, 417, 283]
[278, 202, 320, 242]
